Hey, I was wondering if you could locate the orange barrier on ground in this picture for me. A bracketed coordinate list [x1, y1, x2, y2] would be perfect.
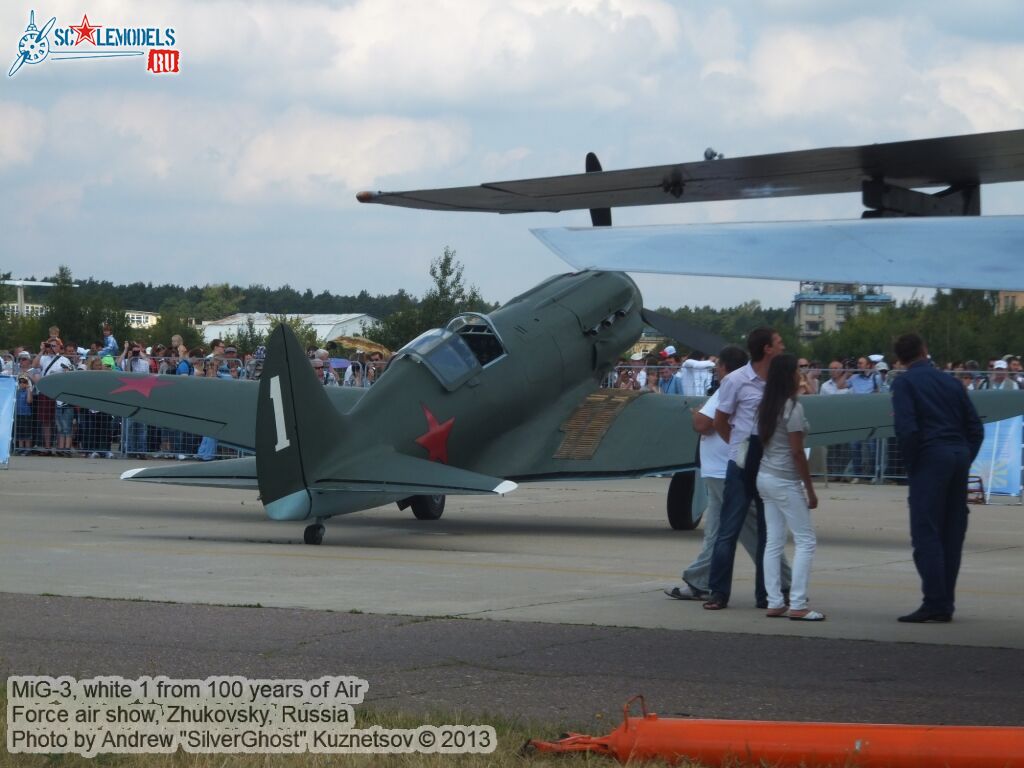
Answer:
[527, 696, 1024, 767]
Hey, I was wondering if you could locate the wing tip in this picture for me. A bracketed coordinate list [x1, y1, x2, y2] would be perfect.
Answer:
[494, 480, 518, 495]
[121, 467, 146, 480]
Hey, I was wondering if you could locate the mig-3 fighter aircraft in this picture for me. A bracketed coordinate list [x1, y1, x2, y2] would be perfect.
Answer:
[38, 129, 1024, 544]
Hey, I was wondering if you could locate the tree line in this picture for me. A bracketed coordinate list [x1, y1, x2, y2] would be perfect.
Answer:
[2, 261, 1020, 363]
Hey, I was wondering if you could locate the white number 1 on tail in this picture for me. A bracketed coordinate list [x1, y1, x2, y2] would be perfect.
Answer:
[269, 375, 291, 452]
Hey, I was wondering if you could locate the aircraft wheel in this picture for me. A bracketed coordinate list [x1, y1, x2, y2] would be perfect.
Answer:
[410, 494, 445, 521]
[667, 472, 705, 531]
[303, 523, 325, 545]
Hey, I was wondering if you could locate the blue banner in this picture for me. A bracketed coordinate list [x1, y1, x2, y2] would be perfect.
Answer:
[970, 416, 1023, 497]
[0, 376, 15, 467]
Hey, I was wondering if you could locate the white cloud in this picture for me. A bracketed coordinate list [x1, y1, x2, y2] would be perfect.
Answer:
[0, 102, 45, 170]
[227, 108, 469, 202]
[927, 47, 1024, 132]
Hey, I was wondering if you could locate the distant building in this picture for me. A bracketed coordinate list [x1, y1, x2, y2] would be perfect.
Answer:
[1, 302, 158, 328]
[201, 313, 379, 344]
[997, 291, 1024, 314]
[0, 301, 46, 318]
[125, 310, 160, 329]
[630, 331, 667, 358]
[792, 282, 894, 342]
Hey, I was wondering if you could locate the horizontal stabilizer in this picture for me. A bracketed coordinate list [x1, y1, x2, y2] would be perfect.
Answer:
[309, 448, 517, 497]
[532, 217, 1024, 290]
[121, 457, 258, 489]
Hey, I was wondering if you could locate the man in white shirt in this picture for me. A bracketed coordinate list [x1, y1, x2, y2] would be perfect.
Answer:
[32, 337, 73, 454]
[676, 352, 717, 397]
[821, 360, 851, 478]
[990, 360, 1020, 390]
[703, 327, 785, 610]
[665, 345, 791, 600]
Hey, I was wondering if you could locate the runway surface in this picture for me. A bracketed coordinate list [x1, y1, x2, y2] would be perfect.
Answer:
[2, 456, 1023, 726]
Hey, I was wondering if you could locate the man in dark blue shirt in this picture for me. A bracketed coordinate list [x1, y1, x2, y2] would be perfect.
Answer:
[891, 333, 983, 623]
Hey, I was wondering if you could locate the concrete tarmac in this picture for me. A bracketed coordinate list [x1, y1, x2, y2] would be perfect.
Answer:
[2, 456, 1023, 725]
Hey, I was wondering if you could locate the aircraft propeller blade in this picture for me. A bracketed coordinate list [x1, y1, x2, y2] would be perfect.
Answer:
[586, 152, 612, 227]
[640, 307, 728, 356]
[37, 16, 57, 42]
[8, 52, 27, 78]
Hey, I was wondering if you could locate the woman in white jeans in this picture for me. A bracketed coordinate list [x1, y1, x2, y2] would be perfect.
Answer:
[755, 354, 824, 621]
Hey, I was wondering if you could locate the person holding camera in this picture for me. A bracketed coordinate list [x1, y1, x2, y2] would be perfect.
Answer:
[31, 338, 73, 454]
[118, 341, 150, 458]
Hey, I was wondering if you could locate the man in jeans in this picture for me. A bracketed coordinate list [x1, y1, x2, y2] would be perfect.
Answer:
[665, 344, 792, 601]
[703, 327, 785, 610]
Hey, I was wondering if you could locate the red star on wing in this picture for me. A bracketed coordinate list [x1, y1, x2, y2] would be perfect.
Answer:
[414, 403, 455, 464]
[110, 376, 173, 398]
[69, 14, 102, 46]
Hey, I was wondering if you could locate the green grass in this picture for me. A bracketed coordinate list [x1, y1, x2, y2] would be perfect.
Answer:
[1, 691, 704, 768]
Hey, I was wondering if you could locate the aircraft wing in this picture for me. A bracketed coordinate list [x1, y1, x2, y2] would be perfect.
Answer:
[480, 389, 1024, 481]
[35, 371, 367, 450]
[357, 129, 1024, 213]
[531, 217, 1024, 290]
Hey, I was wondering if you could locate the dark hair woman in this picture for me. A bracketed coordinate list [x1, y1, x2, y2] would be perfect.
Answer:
[755, 353, 824, 621]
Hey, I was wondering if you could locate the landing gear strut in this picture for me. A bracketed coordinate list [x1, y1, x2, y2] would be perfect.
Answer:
[303, 518, 326, 545]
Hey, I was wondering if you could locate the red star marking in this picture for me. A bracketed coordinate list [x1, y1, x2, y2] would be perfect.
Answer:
[69, 14, 102, 46]
[414, 403, 455, 464]
[110, 376, 173, 398]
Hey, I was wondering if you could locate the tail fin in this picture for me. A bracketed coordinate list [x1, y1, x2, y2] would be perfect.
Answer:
[256, 324, 343, 520]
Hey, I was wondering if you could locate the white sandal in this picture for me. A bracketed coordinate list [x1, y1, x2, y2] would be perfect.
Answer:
[789, 609, 826, 621]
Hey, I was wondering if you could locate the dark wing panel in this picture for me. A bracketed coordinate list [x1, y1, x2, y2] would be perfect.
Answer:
[357, 129, 1024, 213]
[35, 372, 367, 450]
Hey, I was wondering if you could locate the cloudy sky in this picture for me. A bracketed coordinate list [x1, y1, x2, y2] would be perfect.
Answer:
[2, 0, 1022, 310]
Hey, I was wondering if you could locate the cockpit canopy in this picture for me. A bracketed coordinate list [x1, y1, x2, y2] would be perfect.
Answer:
[446, 313, 507, 367]
[396, 313, 506, 391]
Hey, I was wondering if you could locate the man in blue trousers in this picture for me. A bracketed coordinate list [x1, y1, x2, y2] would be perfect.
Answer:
[891, 333, 983, 623]
[702, 327, 785, 611]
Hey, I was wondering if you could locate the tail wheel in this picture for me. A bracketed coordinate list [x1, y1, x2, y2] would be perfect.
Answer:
[303, 523, 325, 545]
[667, 472, 704, 531]
[411, 494, 445, 521]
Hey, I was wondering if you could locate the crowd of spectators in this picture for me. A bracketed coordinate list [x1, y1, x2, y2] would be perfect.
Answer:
[609, 346, 1022, 482]
[610, 348, 1023, 398]
[3, 322, 1021, 462]
[1, 323, 391, 458]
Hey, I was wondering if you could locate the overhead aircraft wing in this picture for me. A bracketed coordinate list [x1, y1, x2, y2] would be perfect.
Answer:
[531, 216, 1024, 290]
[35, 372, 367, 450]
[357, 129, 1024, 213]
